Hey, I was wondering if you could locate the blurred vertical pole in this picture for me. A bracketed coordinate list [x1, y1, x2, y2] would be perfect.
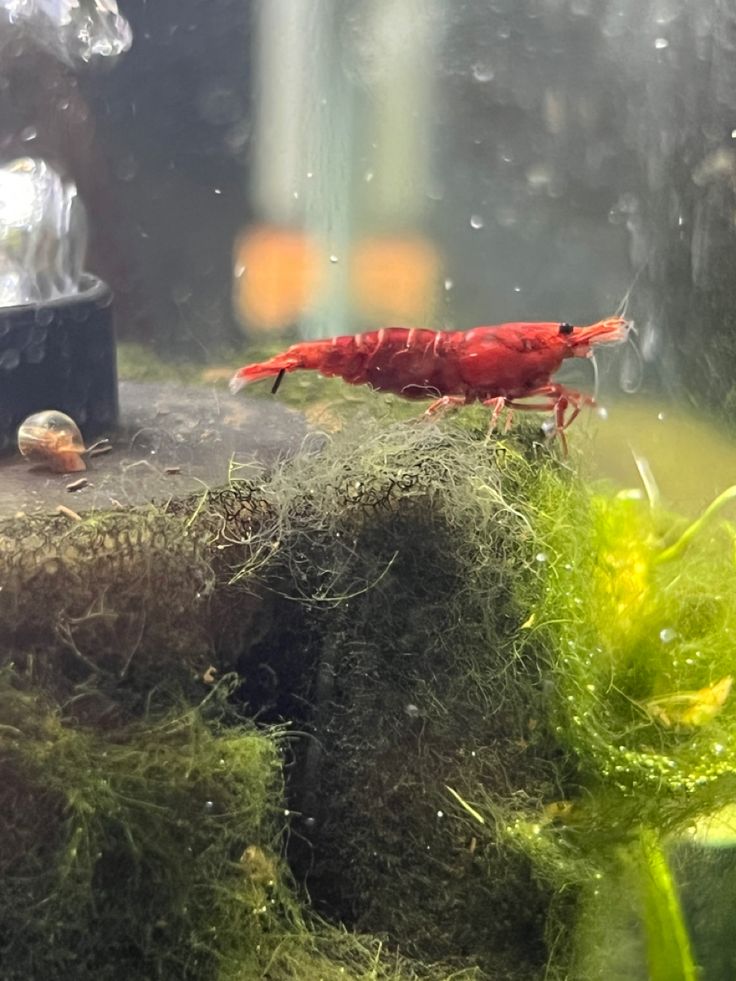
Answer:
[362, 0, 434, 224]
[235, 0, 440, 341]
[300, 2, 353, 341]
[352, 0, 441, 327]
[251, 0, 314, 226]
[235, 0, 352, 340]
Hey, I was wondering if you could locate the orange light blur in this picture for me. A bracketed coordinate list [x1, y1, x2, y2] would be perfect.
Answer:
[233, 226, 323, 331]
[351, 235, 440, 324]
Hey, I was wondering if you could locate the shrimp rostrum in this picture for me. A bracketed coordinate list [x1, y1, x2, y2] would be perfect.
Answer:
[230, 318, 630, 447]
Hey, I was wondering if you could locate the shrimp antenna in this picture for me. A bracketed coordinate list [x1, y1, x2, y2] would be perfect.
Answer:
[632, 450, 661, 509]
[590, 349, 600, 402]
[620, 331, 644, 394]
[614, 263, 646, 320]
[271, 369, 286, 395]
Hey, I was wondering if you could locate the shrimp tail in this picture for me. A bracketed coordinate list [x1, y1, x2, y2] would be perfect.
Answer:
[230, 339, 337, 394]
[229, 350, 306, 394]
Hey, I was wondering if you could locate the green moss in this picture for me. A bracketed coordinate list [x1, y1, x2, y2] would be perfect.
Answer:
[443, 459, 736, 976]
[6, 398, 736, 978]
[0, 673, 288, 980]
[0, 670, 467, 981]
[116, 342, 205, 383]
[2, 413, 560, 979]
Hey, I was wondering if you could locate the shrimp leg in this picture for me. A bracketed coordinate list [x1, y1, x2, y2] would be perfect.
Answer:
[424, 395, 468, 416]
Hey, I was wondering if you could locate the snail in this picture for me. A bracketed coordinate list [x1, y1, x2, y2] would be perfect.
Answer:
[17, 410, 87, 473]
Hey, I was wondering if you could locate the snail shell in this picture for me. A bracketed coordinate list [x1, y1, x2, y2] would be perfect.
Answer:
[17, 410, 87, 473]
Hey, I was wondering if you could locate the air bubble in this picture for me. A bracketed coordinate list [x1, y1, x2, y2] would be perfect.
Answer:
[405, 703, 420, 719]
[659, 627, 677, 644]
[654, 37, 669, 49]
[471, 63, 494, 83]
[469, 214, 484, 230]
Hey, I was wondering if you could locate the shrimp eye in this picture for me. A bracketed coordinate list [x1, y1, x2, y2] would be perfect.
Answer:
[558, 322, 574, 335]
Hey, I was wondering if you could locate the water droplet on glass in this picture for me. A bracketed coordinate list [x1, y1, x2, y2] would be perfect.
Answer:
[469, 214, 484, 230]
[496, 206, 517, 228]
[657, 411, 666, 421]
[596, 406, 609, 420]
[512, 285, 521, 293]
[444, 278, 454, 291]
[659, 627, 677, 644]
[364, 170, 374, 182]
[570, 0, 592, 15]
[329, 254, 339, 264]
[171, 283, 192, 304]
[25, 343, 45, 364]
[654, 37, 669, 50]
[0, 348, 20, 371]
[20, 126, 37, 142]
[115, 155, 138, 182]
[471, 63, 495, 83]
[34, 306, 54, 327]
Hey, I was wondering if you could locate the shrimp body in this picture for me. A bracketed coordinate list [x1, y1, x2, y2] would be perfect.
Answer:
[230, 318, 629, 445]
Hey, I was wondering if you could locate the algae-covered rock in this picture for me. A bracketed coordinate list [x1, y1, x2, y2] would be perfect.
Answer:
[0, 413, 562, 979]
[3, 407, 736, 979]
[234, 421, 563, 979]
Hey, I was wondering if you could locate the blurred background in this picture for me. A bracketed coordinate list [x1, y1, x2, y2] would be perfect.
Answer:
[4, 0, 736, 443]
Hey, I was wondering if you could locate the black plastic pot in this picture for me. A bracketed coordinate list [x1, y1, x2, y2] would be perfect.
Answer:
[0, 274, 118, 453]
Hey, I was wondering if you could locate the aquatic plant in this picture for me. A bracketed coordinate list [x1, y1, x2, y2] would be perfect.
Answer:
[447, 465, 736, 977]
